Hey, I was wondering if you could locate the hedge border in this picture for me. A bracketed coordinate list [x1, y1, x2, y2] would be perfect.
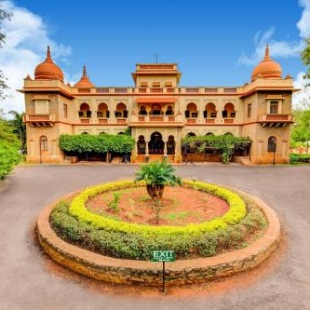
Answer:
[37, 186, 281, 286]
[68, 180, 247, 237]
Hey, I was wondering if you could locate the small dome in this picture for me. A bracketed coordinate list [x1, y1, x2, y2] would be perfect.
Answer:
[34, 46, 64, 82]
[251, 45, 282, 81]
[74, 65, 94, 88]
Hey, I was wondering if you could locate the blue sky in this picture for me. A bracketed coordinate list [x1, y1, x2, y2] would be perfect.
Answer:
[1, 0, 309, 113]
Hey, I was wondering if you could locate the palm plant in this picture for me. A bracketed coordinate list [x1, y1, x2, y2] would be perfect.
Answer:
[135, 158, 181, 199]
[8, 110, 26, 151]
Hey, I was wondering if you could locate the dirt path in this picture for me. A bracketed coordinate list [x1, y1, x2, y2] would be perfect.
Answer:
[0, 164, 310, 309]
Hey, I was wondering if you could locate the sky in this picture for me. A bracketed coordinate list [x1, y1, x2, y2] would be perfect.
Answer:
[0, 0, 310, 114]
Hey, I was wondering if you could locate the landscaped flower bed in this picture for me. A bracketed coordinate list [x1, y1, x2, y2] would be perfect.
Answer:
[49, 180, 268, 260]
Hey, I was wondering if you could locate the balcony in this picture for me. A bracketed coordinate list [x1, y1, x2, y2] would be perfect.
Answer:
[224, 118, 235, 124]
[259, 114, 293, 127]
[23, 114, 55, 127]
[129, 114, 184, 127]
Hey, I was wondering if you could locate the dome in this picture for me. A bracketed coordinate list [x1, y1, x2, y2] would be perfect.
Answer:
[251, 45, 282, 81]
[74, 65, 94, 88]
[34, 46, 64, 82]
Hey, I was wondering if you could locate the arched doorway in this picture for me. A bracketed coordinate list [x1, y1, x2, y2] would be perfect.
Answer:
[137, 135, 146, 154]
[148, 132, 164, 154]
[166, 135, 175, 154]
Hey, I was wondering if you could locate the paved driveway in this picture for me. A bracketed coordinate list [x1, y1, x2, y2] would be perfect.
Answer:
[0, 164, 310, 310]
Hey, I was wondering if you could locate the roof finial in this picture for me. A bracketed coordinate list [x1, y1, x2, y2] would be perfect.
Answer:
[83, 64, 87, 77]
[264, 45, 270, 60]
[46, 46, 53, 63]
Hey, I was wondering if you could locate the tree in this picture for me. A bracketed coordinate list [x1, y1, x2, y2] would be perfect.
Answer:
[135, 159, 181, 199]
[8, 110, 26, 151]
[291, 109, 310, 152]
[302, 37, 310, 81]
[0, 1, 13, 100]
[0, 109, 21, 180]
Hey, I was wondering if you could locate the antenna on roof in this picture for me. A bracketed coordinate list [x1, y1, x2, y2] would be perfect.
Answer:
[153, 53, 159, 63]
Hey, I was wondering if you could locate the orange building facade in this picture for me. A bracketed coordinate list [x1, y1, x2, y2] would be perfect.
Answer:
[21, 46, 294, 164]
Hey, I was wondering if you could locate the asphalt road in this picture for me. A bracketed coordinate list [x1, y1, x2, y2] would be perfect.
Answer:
[0, 163, 310, 310]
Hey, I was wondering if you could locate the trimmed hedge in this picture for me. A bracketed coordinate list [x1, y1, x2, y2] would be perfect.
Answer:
[68, 180, 247, 237]
[290, 153, 310, 164]
[50, 194, 267, 260]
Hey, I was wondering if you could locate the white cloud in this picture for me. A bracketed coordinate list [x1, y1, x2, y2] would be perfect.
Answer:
[293, 71, 310, 109]
[297, 0, 310, 38]
[238, 28, 303, 66]
[238, 0, 310, 66]
[0, 0, 72, 114]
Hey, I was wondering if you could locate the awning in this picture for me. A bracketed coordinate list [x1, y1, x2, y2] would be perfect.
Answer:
[135, 97, 177, 103]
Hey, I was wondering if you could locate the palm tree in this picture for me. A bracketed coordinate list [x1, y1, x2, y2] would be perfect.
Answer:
[135, 158, 181, 199]
[8, 110, 26, 151]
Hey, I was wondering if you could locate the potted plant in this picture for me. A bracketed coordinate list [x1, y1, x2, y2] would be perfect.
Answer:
[135, 158, 181, 199]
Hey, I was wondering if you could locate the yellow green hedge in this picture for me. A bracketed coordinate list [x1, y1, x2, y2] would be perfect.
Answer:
[68, 180, 246, 237]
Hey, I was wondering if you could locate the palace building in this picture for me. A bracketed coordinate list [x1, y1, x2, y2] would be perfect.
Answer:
[21, 45, 294, 164]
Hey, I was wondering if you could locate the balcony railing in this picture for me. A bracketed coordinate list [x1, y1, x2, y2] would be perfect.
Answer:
[259, 114, 292, 122]
[23, 114, 55, 126]
[259, 114, 293, 127]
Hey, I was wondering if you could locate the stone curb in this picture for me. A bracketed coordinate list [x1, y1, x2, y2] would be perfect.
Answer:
[37, 191, 281, 286]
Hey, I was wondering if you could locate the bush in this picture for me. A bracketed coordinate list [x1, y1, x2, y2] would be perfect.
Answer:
[68, 180, 247, 238]
[50, 184, 267, 260]
[290, 153, 310, 164]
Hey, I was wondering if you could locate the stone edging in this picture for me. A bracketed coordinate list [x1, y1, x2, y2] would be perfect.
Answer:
[37, 191, 281, 286]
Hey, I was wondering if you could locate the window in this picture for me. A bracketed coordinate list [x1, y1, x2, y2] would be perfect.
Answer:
[222, 102, 235, 118]
[63, 104, 68, 118]
[268, 136, 277, 152]
[40, 136, 48, 151]
[247, 104, 252, 118]
[79, 103, 91, 118]
[270, 101, 278, 114]
[186, 102, 198, 118]
[205, 102, 217, 118]
[97, 102, 109, 118]
[139, 106, 147, 115]
[165, 105, 174, 115]
[152, 82, 160, 88]
[35, 100, 49, 114]
[115, 102, 127, 118]
[140, 82, 148, 88]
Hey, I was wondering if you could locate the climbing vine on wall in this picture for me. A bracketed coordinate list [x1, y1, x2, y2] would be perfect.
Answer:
[181, 135, 251, 164]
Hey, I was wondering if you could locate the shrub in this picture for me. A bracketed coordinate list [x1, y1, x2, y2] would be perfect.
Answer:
[50, 199, 267, 260]
[68, 180, 246, 238]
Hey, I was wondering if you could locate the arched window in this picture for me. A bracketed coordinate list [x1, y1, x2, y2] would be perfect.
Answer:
[137, 135, 146, 154]
[185, 102, 198, 118]
[224, 132, 233, 136]
[97, 102, 110, 118]
[268, 136, 277, 152]
[79, 103, 91, 118]
[81, 132, 89, 135]
[40, 136, 48, 151]
[222, 102, 235, 118]
[99, 132, 106, 135]
[186, 132, 196, 137]
[205, 132, 214, 136]
[150, 104, 162, 115]
[166, 135, 175, 154]
[115, 102, 128, 118]
[204, 102, 217, 118]
[165, 105, 174, 115]
[139, 106, 147, 115]
[118, 131, 125, 135]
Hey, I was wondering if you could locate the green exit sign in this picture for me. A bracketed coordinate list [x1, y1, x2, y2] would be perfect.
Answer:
[152, 250, 175, 262]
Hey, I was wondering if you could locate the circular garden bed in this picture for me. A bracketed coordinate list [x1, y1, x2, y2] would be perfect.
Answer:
[37, 180, 281, 285]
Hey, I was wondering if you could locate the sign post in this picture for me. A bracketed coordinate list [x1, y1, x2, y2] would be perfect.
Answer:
[152, 250, 175, 293]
